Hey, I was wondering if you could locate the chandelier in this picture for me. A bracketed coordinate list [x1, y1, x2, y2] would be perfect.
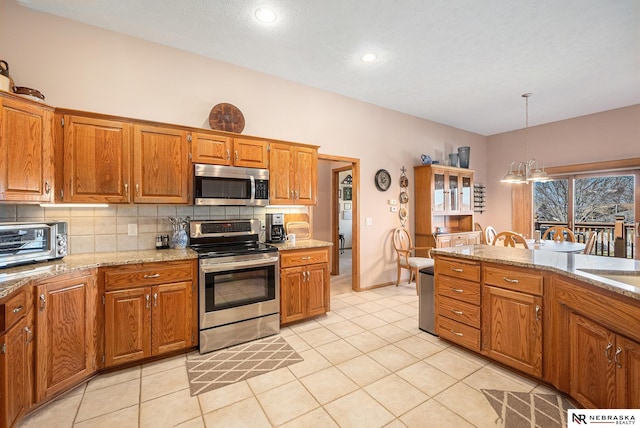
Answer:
[501, 93, 550, 184]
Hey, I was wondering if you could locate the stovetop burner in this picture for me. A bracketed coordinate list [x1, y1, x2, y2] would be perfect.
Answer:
[190, 242, 277, 258]
[189, 219, 278, 259]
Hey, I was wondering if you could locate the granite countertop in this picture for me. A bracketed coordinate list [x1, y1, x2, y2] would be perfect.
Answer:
[270, 239, 333, 251]
[431, 245, 640, 301]
[0, 249, 198, 299]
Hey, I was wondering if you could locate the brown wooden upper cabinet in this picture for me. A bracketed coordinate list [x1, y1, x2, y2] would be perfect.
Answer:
[191, 132, 268, 169]
[0, 92, 54, 203]
[269, 142, 318, 205]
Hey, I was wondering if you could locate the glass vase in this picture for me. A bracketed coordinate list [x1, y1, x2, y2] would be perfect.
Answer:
[457, 146, 470, 168]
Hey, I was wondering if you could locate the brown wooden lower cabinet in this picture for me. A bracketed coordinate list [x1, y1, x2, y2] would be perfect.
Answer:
[34, 270, 98, 402]
[103, 261, 195, 368]
[279, 247, 330, 325]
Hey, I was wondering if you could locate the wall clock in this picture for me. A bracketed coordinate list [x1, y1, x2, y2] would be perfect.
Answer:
[375, 169, 391, 191]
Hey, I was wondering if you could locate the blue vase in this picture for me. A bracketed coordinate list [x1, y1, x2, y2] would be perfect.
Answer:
[172, 229, 188, 249]
[458, 146, 470, 168]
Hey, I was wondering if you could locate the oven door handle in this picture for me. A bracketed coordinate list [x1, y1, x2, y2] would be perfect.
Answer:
[200, 256, 279, 273]
[250, 175, 256, 205]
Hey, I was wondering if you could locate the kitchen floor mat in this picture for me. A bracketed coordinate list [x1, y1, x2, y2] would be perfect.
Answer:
[482, 389, 576, 428]
[186, 336, 303, 396]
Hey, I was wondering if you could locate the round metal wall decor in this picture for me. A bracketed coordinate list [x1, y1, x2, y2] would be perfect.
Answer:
[209, 103, 245, 133]
[375, 169, 392, 191]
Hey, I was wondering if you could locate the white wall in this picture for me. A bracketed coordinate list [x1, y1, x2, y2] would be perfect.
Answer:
[1, 0, 487, 288]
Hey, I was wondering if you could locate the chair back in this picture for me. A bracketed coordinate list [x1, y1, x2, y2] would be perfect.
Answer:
[474, 223, 486, 244]
[393, 227, 412, 269]
[492, 231, 529, 248]
[583, 231, 597, 255]
[542, 226, 575, 242]
[485, 226, 497, 245]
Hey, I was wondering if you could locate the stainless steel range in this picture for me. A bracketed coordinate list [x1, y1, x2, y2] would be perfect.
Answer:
[190, 219, 280, 353]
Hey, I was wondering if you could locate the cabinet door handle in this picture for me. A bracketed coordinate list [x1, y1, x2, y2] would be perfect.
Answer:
[614, 347, 622, 368]
[12, 305, 24, 314]
[226, 149, 230, 160]
[605, 342, 613, 363]
[450, 329, 464, 337]
[450, 288, 464, 293]
[146, 294, 150, 309]
[44, 180, 51, 194]
[451, 309, 464, 315]
[235, 151, 238, 161]
[24, 326, 33, 344]
[451, 267, 463, 273]
[39, 294, 46, 311]
[502, 277, 520, 284]
[153, 292, 158, 307]
[124, 183, 129, 196]
[144, 273, 160, 279]
[535, 305, 541, 321]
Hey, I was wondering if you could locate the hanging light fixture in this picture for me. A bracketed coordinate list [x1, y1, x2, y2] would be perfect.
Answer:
[501, 93, 550, 184]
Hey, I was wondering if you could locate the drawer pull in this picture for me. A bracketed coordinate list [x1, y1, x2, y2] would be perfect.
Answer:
[614, 347, 622, 368]
[144, 273, 160, 279]
[450, 288, 464, 293]
[40, 294, 46, 311]
[25, 326, 33, 344]
[502, 277, 520, 284]
[146, 294, 150, 309]
[605, 343, 613, 363]
[300, 256, 311, 260]
[153, 292, 158, 307]
[12, 305, 24, 314]
[451, 267, 464, 273]
[535, 305, 541, 321]
[451, 309, 464, 315]
[450, 329, 464, 337]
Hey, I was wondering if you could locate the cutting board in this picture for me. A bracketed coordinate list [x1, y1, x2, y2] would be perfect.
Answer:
[285, 221, 310, 240]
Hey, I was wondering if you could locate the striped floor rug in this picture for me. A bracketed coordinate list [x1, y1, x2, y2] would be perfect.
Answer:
[186, 336, 303, 396]
[482, 389, 576, 428]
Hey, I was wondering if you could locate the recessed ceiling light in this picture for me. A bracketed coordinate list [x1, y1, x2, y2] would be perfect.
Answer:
[361, 53, 377, 63]
[255, 7, 277, 23]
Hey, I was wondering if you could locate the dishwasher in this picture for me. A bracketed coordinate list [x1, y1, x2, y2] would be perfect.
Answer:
[418, 266, 437, 336]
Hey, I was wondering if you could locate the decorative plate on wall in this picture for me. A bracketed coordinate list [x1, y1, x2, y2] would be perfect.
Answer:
[375, 169, 391, 191]
[399, 175, 409, 188]
[399, 191, 409, 204]
[209, 103, 245, 133]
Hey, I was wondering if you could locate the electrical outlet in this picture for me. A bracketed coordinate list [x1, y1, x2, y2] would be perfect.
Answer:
[390, 206, 398, 212]
[388, 199, 397, 205]
[260, 220, 266, 231]
[127, 224, 138, 236]
[365, 217, 373, 226]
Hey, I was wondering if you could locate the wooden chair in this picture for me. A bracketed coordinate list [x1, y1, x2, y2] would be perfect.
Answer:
[392, 227, 434, 293]
[542, 226, 575, 242]
[474, 222, 486, 244]
[492, 231, 529, 248]
[484, 226, 497, 245]
[583, 231, 597, 255]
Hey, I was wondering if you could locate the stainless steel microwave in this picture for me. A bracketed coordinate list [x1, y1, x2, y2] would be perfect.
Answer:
[194, 164, 269, 206]
[0, 221, 68, 268]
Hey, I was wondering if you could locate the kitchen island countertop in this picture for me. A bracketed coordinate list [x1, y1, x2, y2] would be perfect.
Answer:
[270, 239, 333, 251]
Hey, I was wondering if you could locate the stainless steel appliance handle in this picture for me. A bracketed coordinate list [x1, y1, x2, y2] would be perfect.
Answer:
[200, 256, 279, 273]
[250, 175, 256, 204]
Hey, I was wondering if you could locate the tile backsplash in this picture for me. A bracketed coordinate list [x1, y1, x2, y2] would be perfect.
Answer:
[0, 204, 306, 255]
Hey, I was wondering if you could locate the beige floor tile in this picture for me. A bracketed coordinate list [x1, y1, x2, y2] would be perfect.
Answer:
[370, 324, 413, 343]
[288, 319, 322, 334]
[297, 327, 340, 348]
[355, 301, 387, 314]
[17, 392, 83, 428]
[74, 404, 138, 428]
[394, 336, 443, 359]
[256, 380, 320, 426]
[284, 332, 312, 353]
[314, 339, 362, 364]
[392, 317, 421, 333]
[279, 326, 296, 337]
[344, 330, 389, 353]
[434, 382, 501, 427]
[202, 396, 271, 428]
[324, 389, 395, 428]
[447, 344, 491, 367]
[279, 407, 339, 428]
[423, 348, 484, 380]
[391, 304, 417, 316]
[324, 319, 366, 338]
[391, 294, 418, 304]
[315, 311, 347, 326]
[337, 354, 392, 387]
[383, 419, 408, 428]
[350, 313, 389, 330]
[332, 305, 368, 320]
[141, 353, 186, 376]
[198, 380, 253, 414]
[400, 399, 474, 428]
[288, 348, 332, 378]
[339, 294, 370, 306]
[365, 374, 428, 417]
[300, 366, 359, 405]
[140, 364, 189, 402]
[396, 361, 457, 396]
[86, 365, 141, 392]
[329, 298, 351, 310]
[65, 382, 87, 397]
[246, 366, 297, 395]
[139, 388, 201, 427]
[75, 378, 140, 422]
[368, 344, 419, 372]
[371, 296, 406, 308]
[462, 364, 537, 393]
[372, 308, 407, 323]
[174, 416, 205, 428]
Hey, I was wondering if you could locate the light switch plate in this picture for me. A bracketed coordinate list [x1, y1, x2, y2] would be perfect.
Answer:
[390, 206, 398, 212]
[388, 199, 397, 205]
[365, 217, 373, 226]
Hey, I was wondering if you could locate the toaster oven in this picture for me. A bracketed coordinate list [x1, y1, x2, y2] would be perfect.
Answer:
[0, 221, 68, 268]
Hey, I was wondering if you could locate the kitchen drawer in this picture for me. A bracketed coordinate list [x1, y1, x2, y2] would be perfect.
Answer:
[280, 248, 329, 268]
[437, 275, 480, 305]
[436, 257, 481, 282]
[104, 260, 193, 291]
[483, 265, 543, 296]
[0, 289, 26, 332]
[437, 315, 481, 352]
[438, 295, 480, 328]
